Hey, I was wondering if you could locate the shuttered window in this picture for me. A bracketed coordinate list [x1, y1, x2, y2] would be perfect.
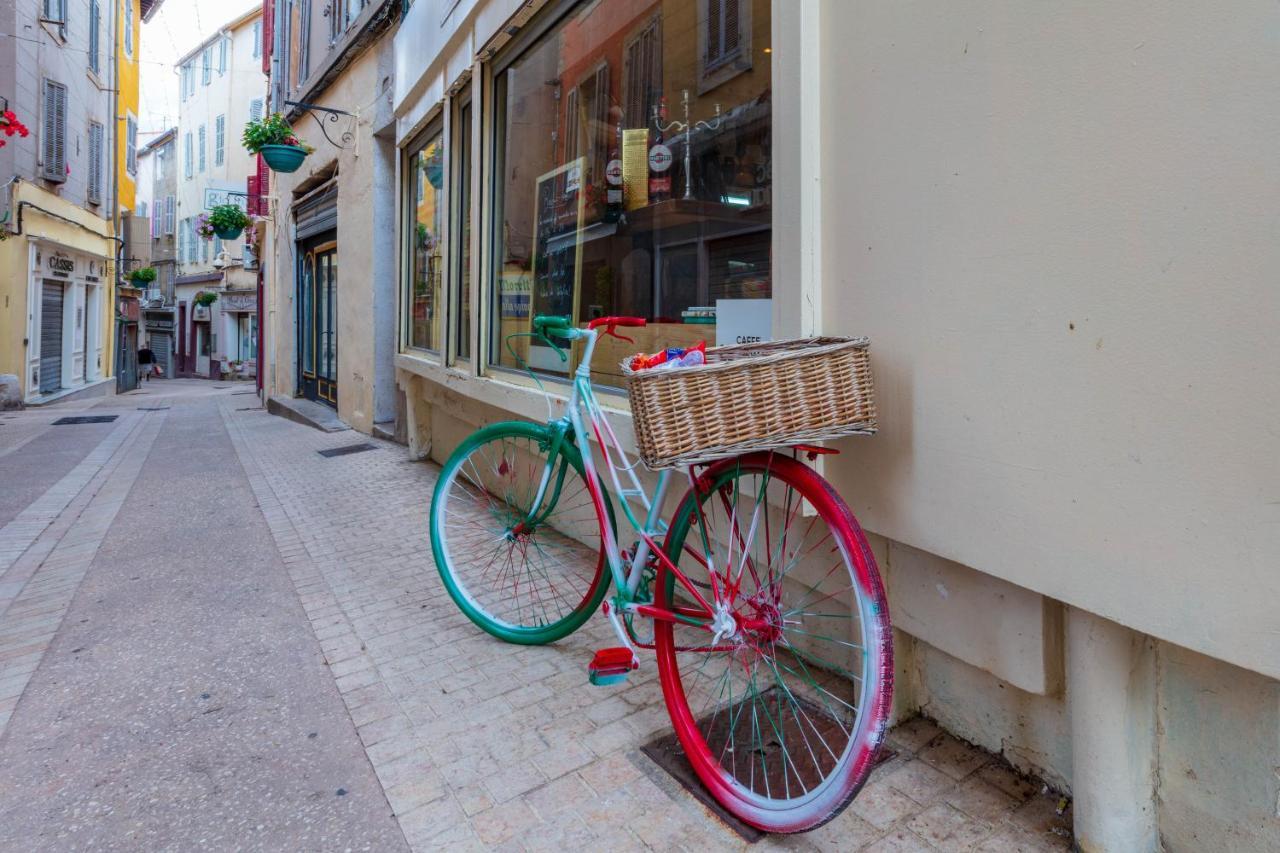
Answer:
[197, 125, 206, 172]
[252, 22, 262, 57]
[183, 132, 193, 177]
[215, 115, 225, 165]
[705, 0, 741, 67]
[42, 80, 67, 183]
[87, 122, 104, 204]
[89, 0, 101, 74]
[624, 18, 662, 129]
[218, 37, 228, 75]
[202, 47, 212, 84]
[165, 194, 175, 234]
[151, 199, 161, 237]
[126, 115, 137, 174]
[123, 0, 133, 56]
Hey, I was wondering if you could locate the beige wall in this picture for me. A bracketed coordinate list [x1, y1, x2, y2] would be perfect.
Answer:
[820, 0, 1280, 682]
[266, 44, 398, 432]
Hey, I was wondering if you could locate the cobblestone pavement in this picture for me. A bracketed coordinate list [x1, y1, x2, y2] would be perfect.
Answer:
[0, 381, 1072, 851]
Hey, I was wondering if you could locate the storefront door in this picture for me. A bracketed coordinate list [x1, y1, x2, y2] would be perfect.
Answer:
[298, 239, 338, 407]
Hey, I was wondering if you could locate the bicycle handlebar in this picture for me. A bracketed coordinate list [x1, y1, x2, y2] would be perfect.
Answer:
[532, 315, 573, 333]
[587, 316, 647, 330]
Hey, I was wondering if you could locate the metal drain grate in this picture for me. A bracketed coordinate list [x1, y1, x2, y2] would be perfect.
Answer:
[137, 407, 170, 411]
[641, 689, 897, 842]
[317, 442, 376, 458]
[52, 415, 118, 425]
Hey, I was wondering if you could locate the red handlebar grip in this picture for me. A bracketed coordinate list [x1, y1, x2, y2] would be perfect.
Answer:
[587, 316, 647, 329]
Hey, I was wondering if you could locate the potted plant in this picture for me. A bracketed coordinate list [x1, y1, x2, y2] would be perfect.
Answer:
[194, 291, 219, 307]
[196, 205, 251, 241]
[243, 112, 314, 173]
[130, 266, 157, 286]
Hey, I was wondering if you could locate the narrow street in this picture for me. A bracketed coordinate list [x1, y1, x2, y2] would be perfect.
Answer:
[0, 382, 1070, 852]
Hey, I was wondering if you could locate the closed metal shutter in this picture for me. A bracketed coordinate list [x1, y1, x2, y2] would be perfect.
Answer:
[294, 185, 337, 240]
[40, 282, 64, 393]
[151, 332, 173, 375]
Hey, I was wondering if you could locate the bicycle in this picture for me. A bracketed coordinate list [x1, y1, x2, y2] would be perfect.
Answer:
[430, 314, 892, 833]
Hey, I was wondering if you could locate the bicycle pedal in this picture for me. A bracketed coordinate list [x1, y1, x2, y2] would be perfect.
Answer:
[588, 647, 638, 686]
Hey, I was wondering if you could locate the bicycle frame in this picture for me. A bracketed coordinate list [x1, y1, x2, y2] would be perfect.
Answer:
[522, 326, 719, 659]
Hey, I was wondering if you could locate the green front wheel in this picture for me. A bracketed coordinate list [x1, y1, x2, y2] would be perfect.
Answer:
[430, 421, 613, 644]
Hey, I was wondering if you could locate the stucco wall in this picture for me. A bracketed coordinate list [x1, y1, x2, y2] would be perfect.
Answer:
[266, 42, 399, 432]
[819, 0, 1280, 682]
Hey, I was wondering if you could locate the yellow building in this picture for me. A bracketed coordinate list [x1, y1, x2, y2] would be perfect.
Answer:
[117, 0, 142, 216]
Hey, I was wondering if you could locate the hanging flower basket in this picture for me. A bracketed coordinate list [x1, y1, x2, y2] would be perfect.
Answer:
[197, 205, 250, 242]
[243, 113, 314, 173]
[259, 144, 309, 173]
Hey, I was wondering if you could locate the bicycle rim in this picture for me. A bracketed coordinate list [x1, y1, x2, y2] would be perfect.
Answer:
[430, 421, 611, 644]
[656, 453, 893, 833]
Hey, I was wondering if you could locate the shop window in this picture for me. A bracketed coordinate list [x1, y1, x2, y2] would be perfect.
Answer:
[405, 125, 445, 351]
[489, 0, 771, 387]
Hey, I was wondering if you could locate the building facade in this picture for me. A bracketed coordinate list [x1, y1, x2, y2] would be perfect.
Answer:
[0, 0, 156, 403]
[377, 1, 1280, 851]
[135, 127, 178, 376]
[262, 0, 401, 427]
[174, 8, 265, 379]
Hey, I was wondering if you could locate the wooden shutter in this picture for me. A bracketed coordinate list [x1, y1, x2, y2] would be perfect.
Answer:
[87, 122, 103, 204]
[42, 80, 67, 183]
[592, 63, 610, 181]
[255, 154, 270, 215]
[723, 0, 740, 55]
[707, 0, 721, 63]
[261, 0, 273, 75]
[166, 195, 176, 234]
[89, 0, 100, 73]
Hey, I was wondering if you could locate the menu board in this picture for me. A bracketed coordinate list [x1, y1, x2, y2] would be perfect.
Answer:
[527, 157, 586, 372]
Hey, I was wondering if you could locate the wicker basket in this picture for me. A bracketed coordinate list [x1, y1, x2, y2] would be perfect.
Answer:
[621, 337, 877, 469]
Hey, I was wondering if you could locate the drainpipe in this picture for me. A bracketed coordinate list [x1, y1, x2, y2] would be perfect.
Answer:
[109, 0, 121, 385]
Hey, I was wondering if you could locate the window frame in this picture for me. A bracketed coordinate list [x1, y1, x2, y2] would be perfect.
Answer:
[202, 46, 212, 84]
[87, 121, 104, 204]
[449, 85, 474, 365]
[123, 0, 134, 57]
[197, 124, 206, 173]
[400, 114, 447, 356]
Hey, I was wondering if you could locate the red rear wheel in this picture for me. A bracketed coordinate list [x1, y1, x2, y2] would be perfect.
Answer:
[656, 453, 892, 833]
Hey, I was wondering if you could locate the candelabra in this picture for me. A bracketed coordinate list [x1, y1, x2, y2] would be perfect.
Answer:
[652, 89, 722, 201]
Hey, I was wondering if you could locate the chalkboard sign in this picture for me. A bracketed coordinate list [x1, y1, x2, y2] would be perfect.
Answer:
[527, 157, 586, 373]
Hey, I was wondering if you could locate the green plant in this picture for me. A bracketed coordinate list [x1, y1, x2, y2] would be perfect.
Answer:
[242, 112, 315, 154]
[130, 266, 157, 284]
[194, 291, 219, 307]
[196, 205, 250, 239]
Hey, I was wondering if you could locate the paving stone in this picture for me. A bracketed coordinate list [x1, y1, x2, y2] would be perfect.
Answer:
[907, 802, 996, 849]
[918, 732, 993, 781]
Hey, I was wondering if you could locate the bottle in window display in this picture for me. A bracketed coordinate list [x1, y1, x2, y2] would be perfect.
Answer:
[648, 137, 673, 203]
[604, 119, 623, 223]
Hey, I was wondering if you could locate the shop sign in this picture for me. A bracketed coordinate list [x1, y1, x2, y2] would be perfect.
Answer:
[147, 318, 175, 331]
[48, 253, 75, 277]
[222, 293, 257, 312]
[203, 188, 249, 210]
[715, 299, 772, 346]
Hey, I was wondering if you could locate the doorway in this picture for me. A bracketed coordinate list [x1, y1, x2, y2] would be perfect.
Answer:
[40, 281, 64, 394]
[298, 237, 337, 407]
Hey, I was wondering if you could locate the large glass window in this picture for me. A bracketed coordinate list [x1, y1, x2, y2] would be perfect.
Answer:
[406, 127, 445, 351]
[490, 0, 771, 386]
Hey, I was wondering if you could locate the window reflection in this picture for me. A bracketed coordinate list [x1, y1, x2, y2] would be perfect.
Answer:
[491, 0, 771, 386]
[409, 133, 445, 350]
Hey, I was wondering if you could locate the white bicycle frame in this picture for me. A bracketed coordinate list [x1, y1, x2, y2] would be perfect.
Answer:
[529, 325, 719, 661]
